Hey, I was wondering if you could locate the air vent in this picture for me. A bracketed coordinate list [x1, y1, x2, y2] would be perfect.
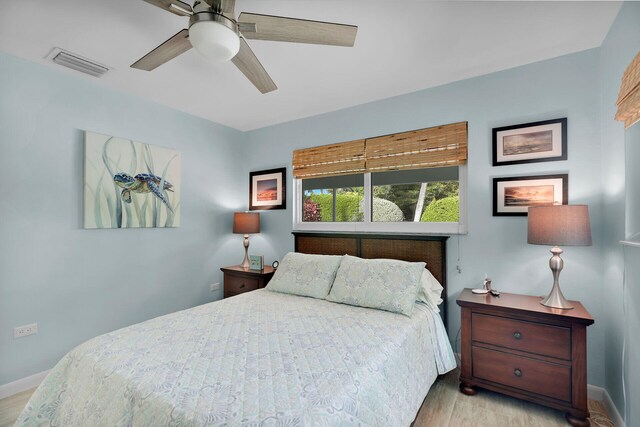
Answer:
[46, 48, 110, 77]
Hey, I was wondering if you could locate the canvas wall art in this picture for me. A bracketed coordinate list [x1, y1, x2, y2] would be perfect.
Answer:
[492, 118, 567, 166]
[493, 174, 568, 216]
[84, 131, 181, 229]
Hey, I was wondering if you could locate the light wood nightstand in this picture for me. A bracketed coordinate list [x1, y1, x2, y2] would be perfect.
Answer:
[220, 265, 275, 298]
[456, 288, 594, 427]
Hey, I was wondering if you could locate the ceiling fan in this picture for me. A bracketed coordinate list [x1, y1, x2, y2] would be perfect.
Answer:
[131, 0, 358, 94]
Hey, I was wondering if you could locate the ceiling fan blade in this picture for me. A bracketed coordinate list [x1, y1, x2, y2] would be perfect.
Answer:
[143, 0, 192, 16]
[131, 29, 192, 71]
[231, 37, 277, 94]
[238, 13, 357, 47]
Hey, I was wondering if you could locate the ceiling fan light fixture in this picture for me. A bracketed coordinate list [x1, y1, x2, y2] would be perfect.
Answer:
[189, 14, 240, 62]
[134, 0, 358, 94]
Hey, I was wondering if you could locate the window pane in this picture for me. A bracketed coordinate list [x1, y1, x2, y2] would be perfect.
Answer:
[302, 174, 364, 222]
[371, 167, 459, 222]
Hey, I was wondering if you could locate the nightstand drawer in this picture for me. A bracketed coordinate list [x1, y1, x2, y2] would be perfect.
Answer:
[472, 346, 571, 402]
[225, 275, 259, 294]
[472, 313, 571, 360]
[221, 266, 275, 299]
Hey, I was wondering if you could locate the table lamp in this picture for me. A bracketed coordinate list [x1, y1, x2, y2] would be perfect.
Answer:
[527, 205, 592, 310]
[233, 212, 260, 269]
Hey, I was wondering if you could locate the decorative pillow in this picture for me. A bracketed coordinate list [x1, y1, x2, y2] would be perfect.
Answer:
[417, 269, 444, 313]
[265, 252, 342, 299]
[326, 255, 425, 316]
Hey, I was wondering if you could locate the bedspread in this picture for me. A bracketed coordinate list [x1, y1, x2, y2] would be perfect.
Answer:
[16, 289, 455, 426]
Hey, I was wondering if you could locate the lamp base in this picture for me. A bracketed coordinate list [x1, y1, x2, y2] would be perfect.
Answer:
[540, 246, 574, 310]
[240, 234, 250, 269]
[540, 287, 574, 310]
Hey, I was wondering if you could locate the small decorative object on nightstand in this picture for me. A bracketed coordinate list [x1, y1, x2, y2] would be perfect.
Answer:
[221, 265, 274, 298]
[457, 289, 594, 427]
[249, 255, 264, 271]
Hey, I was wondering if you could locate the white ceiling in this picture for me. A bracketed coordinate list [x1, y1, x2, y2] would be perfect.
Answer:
[0, 1, 622, 131]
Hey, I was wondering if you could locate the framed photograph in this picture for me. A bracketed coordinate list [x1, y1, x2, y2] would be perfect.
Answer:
[249, 167, 286, 210]
[492, 118, 567, 166]
[493, 174, 568, 216]
[249, 255, 264, 271]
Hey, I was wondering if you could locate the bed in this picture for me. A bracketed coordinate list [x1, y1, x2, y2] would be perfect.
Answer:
[16, 234, 455, 426]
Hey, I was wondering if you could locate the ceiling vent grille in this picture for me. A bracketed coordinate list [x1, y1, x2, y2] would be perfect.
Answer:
[46, 48, 110, 77]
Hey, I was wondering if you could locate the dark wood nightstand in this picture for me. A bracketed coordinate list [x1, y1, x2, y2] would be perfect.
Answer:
[220, 265, 275, 298]
[456, 288, 594, 427]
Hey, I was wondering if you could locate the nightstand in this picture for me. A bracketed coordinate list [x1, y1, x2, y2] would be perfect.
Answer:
[456, 288, 594, 427]
[220, 265, 275, 298]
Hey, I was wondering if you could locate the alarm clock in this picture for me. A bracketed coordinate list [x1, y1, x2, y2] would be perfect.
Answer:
[272, 260, 279, 269]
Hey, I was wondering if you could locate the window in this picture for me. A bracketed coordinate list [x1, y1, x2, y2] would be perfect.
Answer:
[295, 166, 466, 234]
[302, 174, 364, 222]
[372, 167, 459, 223]
[292, 122, 468, 234]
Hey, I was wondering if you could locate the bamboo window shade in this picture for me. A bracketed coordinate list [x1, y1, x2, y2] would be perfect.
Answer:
[365, 122, 467, 172]
[616, 50, 640, 129]
[293, 139, 366, 178]
[292, 122, 467, 178]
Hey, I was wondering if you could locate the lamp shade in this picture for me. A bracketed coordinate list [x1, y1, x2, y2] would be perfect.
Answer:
[233, 212, 260, 234]
[189, 20, 240, 62]
[528, 205, 592, 246]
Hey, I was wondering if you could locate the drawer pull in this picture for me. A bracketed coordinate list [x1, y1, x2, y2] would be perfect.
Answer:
[513, 332, 522, 340]
[240, 283, 245, 288]
[514, 368, 522, 377]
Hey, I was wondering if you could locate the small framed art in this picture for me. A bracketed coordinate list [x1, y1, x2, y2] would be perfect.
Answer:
[249, 255, 264, 271]
[492, 118, 567, 166]
[249, 167, 286, 210]
[493, 174, 568, 216]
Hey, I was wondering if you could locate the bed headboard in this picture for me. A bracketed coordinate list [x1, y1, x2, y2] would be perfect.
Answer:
[293, 232, 449, 328]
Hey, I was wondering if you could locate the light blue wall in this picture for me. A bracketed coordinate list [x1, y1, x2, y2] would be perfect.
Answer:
[0, 53, 246, 384]
[246, 49, 606, 386]
[599, 2, 640, 424]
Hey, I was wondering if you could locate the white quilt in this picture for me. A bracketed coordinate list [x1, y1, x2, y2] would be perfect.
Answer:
[17, 289, 455, 426]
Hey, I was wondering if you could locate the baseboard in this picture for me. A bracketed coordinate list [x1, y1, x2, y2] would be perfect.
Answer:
[587, 384, 604, 401]
[0, 370, 49, 400]
[588, 384, 626, 427]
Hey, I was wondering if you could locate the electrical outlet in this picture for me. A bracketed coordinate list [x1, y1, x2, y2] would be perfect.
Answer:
[210, 282, 220, 292]
[14, 323, 37, 339]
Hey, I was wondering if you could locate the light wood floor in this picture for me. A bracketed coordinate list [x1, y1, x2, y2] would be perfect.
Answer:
[1, 369, 614, 427]
[0, 388, 34, 427]
[414, 369, 614, 427]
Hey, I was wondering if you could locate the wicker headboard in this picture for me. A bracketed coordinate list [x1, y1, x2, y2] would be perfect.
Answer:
[293, 232, 449, 327]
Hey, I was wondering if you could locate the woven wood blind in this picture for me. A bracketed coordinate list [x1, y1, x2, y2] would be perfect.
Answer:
[292, 139, 365, 178]
[616, 50, 640, 129]
[365, 122, 467, 172]
[292, 122, 467, 178]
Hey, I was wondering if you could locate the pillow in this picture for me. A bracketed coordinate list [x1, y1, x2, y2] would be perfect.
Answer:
[326, 255, 425, 316]
[265, 252, 342, 299]
[417, 269, 444, 313]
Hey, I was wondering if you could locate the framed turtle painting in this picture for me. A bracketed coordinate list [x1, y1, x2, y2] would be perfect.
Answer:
[84, 131, 181, 229]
